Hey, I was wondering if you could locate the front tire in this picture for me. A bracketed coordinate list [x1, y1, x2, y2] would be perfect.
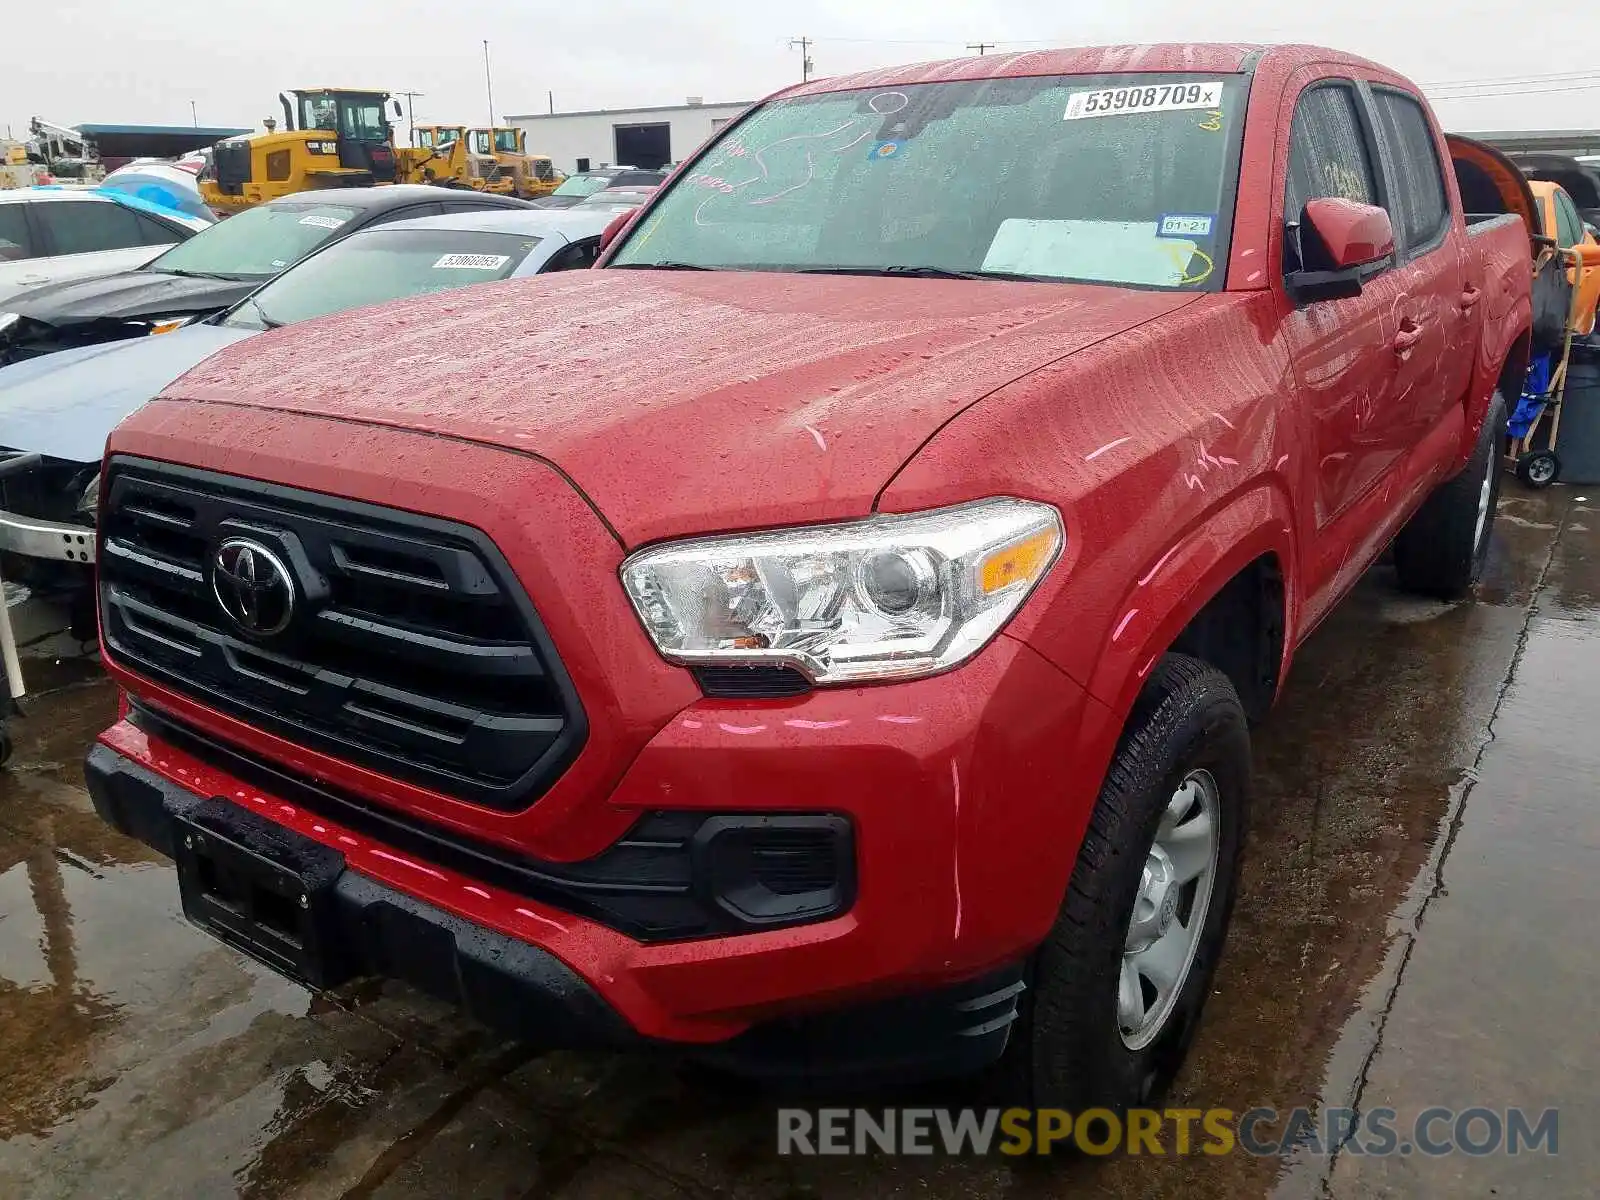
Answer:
[997, 655, 1249, 1114]
[1393, 390, 1507, 598]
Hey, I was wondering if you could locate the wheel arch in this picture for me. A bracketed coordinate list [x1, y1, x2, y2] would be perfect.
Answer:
[1088, 484, 1296, 728]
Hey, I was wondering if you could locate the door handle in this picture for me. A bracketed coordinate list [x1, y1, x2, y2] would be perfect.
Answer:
[1460, 284, 1482, 310]
[1393, 319, 1424, 354]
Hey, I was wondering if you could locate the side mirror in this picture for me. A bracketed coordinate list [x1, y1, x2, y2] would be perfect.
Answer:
[392, 99, 404, 119]
[598, 210, 635, 255]
[1287, 197, 1395, 303]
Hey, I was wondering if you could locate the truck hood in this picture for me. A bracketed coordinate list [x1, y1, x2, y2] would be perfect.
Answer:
[3, 270, 258, 327]
[164, 271, 1196, 544]
[0, 324, 256, 461]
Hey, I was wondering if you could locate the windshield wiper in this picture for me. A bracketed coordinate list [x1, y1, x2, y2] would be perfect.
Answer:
[239, 296, 283, 329]
[609, 261, 720, 271]
[154, 267, 234, 280]
[799, 265, 1050, 282]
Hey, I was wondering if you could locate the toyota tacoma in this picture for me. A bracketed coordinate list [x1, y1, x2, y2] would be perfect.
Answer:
[86, 44, 1536, 1110]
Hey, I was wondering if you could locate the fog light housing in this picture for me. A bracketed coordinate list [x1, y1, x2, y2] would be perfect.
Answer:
[693, 814, 854, 926]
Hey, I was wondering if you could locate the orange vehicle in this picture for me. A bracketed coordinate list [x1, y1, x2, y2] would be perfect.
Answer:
[1530, 179, 1600, 334]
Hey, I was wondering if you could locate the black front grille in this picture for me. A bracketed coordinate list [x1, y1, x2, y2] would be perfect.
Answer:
[213, 140, 251, 191]
[99, 457, 585, 811]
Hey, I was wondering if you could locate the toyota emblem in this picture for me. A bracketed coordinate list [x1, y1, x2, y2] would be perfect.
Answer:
[211, 538, 296, 637]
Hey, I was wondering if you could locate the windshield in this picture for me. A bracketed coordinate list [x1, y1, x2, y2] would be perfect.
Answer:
[494, 130, 520, 153]
[415, 129, 438, 149]
[221, 228, 542, 330]
[611, 73, 1246, 289]
[148, 201, 360, 279]
[552, 173, 613, 197]
[470, 130, 493, 155]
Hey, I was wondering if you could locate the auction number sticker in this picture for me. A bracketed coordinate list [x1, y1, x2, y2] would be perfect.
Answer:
[433, 253, 510, 270]
[1065, 81, 1223, 120]
[298, 214, 347, 229]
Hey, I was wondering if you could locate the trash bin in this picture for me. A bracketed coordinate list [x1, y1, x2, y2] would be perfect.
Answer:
[1553, 338, 1600, 484]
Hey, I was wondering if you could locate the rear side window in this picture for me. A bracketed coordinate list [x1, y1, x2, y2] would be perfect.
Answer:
[1371, 90, 1449, 252]
[34, 200, 152, 256]
[0, 204, 31, 262]
[1284, 84, 1378, 273]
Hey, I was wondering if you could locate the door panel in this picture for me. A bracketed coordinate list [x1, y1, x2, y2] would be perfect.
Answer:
[1365, 88, 1464, 471]
[1278, 83, 1404, 537]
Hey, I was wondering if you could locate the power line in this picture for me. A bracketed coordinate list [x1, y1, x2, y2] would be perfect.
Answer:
[1429, 80, 1600, 100]
[1423, 67, 1600, 90]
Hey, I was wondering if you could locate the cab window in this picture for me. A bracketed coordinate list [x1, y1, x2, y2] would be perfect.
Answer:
[1283, 84, 1378, 274]
[341, 100, 388, 142]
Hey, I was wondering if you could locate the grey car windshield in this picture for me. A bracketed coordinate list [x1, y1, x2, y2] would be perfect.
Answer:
[552, 174, 614, 198]
[221, 228, 541, 330]
[147, 202, 361, 280]
[611, 73, 1245, 289]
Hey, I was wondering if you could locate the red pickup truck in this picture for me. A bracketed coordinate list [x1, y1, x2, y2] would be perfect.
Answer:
[86, 44, 1534, 1113]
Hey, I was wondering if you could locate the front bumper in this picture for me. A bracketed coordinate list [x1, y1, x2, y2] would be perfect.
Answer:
[92, 629, 1107, 1076]
[87, 736, 1029, 1082]
[0, 507, 94, 563]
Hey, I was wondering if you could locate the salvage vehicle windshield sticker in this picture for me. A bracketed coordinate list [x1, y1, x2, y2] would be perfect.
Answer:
[432, 253, 511, 270]
[1157, 213, 1215, 238]
[1064, 82, 1224, 120]
[298, 214, 347, 229]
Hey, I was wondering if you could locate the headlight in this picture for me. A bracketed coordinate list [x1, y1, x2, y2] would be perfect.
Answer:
[620, 498, 1063, 684]
[77, 472, 100, 517]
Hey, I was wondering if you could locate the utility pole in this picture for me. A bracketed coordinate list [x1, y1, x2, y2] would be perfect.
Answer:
[190, 100, 198, 127]
[397, 90, 425, 143]
[548, 90, 555, 115]
[966, 42, 995, 55]
[788, 36, 814, 82]
[484, 40, 496, 127]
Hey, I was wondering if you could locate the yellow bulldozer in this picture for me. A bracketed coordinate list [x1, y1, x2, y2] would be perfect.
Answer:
[200, 89, 481, 214]
[467, 127, 561, 199]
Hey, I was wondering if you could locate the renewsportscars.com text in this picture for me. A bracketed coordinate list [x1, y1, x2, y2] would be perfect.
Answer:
[776, 1106, 1559, 1157]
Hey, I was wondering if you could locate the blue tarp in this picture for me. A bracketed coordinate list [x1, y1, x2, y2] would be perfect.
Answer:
[1510, 351, 1556, 440]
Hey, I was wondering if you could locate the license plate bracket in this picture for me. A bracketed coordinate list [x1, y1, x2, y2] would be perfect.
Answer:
[172, 798, 350, 989]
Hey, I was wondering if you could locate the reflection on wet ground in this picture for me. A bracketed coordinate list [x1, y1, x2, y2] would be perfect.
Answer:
[0, 491, 1593, 1198]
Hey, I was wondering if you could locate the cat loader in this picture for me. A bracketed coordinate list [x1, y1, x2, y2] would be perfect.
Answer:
[200, 89, 475, 214]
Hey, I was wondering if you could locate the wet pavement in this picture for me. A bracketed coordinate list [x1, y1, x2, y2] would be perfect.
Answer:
[0, 489, 1595, 1198]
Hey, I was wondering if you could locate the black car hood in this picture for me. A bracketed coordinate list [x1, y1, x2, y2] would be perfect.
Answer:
[3, 270, 258, 326]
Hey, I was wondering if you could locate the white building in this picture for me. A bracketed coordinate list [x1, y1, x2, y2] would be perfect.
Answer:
[506, 99, 752, 174]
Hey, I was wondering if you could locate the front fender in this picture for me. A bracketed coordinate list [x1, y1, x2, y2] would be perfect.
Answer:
[1084, 482, 1298, 724]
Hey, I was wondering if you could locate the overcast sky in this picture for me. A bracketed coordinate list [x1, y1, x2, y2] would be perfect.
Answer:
[5, 0, 1596, 139]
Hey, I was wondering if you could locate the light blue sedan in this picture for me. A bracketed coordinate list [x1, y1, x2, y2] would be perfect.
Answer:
[0, 206, 615, 588]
